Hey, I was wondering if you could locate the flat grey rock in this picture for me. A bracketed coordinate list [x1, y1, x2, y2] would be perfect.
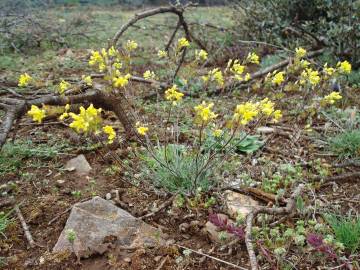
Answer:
[64, 154, 91, 175]
[53, 197, 163, 257]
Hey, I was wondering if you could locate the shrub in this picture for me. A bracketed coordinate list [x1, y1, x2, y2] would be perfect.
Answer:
[232, 0, 360, 67]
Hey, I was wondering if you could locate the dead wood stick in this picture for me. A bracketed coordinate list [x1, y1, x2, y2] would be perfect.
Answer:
[15, 205, 35, 248]
[245, 184, 304, 270]
[139, 194, 176, 220]
[175, 244, 249, 270]
[313, 171, 360, 183]
[110, 5, 206, 51]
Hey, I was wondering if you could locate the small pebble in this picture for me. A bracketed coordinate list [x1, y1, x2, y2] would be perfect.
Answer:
[105, 193, 112, 200]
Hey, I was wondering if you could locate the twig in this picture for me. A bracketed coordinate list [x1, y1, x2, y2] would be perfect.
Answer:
[139, 194, 176, 220]
[15, 205, 35, 248]
[313, 171, 360, 183]
[245, 184, 304, 270]
[175, 244, 249, 270]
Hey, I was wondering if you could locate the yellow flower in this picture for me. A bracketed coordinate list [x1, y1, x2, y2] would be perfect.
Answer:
[230, 60, 245, 75]
[69, 104, 102, 133]
[244, 73, 251, 82]
[136, 122, 148, 136]
[323, 92, 342, 104]
[18, 73, 32, 87]
[300, 68, 320, 86]
[59, 80, 71, 94]
[82, 75, 93, 86]
[323, 63, 335, 76]
[295, 47, 307, 59]
[27, 105, 46, 123]
[206, 68, 224, 87]
[113, 62, 122, 69]
[65, 104, 70, 111]
[125, 40, 138, 51]
[337, 60, 351, 74]
[113, 74, 131, 88]
[246, 52, 260, 64]
[103, 125, 116, 144]
[273, 110, 282, 122]
[233, 102, 259, 125]
[157, 50, 167, 58]
[195, 49, 208, 61]
[108, 46, 117, 57]
[143, 70, 156, 80]
[212, 129, 222, 137]
[194, 101, 217, 124]
[59, 112, 69, 120]
[260, 98, 275, 116]
[300, 60, 310, 68]
[177, 37, 190, 51]
[272, 71, 285, 85]
[165, 85, 184, 105]
[89, 50, 104, 68]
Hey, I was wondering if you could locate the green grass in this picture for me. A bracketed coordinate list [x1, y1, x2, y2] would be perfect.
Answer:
[0, 211, 12, 238]
[325, 214, 360, 253]
[0, 139, 72, 176]
[328, 129, 360, 160]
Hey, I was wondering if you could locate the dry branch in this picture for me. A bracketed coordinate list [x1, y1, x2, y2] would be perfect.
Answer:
[15, 205, 35, 248]
[245, 184, 304, 270]
[110, 5, 206, 51]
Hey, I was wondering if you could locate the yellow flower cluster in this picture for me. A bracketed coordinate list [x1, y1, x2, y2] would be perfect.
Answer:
[82, 75, 93, 86]
[136, 122, 149, 136]
[323, 63, 335, 76]
[195, 49, 208, 61]
[113, 73, 131, 88]
[177, 37, 190, 51]
[59, 104, 71, 120]
[18, 73, 32, 87]
[323, 92, 342, 105]
[295, 47, 307, 59]
[157, 50, 167, 58]
[271, 71, 285, 85]
[212, 129, 222, 137]
[337, 60, 351, 74]
[300, 68, 320, 86]
[232, 99, 282, 126]
[194, 101, 217, 125]
[143, 70, 156, 80]
[59, 80, 71, 94]
[103, 125, 116, 144]
[246, 52, 260, 64]
[27, 105, 46, 123]
[89, 50, 106, 72]
[68, 104, 102, 133]
[124, 40, 138, 52]
[202, 68, 224, 87]
[165, 85, 184, 105]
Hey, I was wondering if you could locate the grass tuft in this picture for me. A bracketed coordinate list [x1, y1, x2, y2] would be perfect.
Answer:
[328, 129, 360, 160]
[325, 214, 360, 254]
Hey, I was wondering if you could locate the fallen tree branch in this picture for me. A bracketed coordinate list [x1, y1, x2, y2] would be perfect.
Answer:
[110, 5, 206, 51]
[15, 205, 35, 248]
[313, 171, 360, 183]
[245, 184, 304, 270]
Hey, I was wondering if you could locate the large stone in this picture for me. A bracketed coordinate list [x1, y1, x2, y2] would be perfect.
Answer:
[224, 191, 259, 218]
[64, 154, 92, 175]
[53, 197, 163, 257]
